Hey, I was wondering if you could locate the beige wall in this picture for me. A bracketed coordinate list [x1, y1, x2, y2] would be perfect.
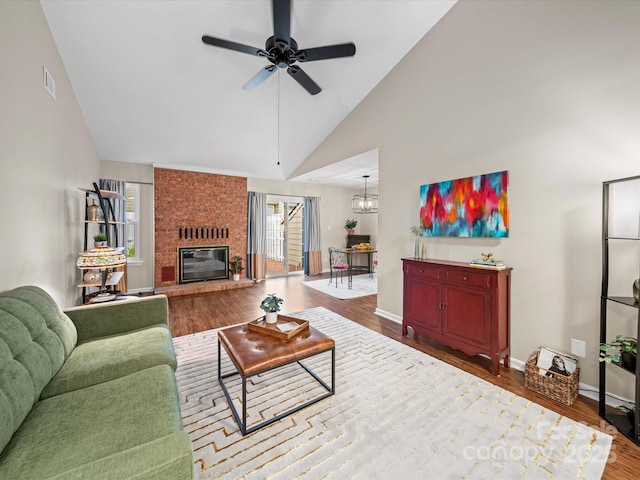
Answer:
[0, 1, 99, 307]
[297, 0, 640, 396]
[247, 178, 377, 271]
[91, 167, 370, 291]
[100, 160, 155, 292]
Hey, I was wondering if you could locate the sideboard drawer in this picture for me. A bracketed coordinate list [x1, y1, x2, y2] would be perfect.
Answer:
[404, 263, 441, 280]
[445, 269, 491, 289]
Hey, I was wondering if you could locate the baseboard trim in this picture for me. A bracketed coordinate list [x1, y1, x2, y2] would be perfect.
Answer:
[372, 311, 633, 409]
[374, 308, 401, 323]
[126, 287, 155, 294]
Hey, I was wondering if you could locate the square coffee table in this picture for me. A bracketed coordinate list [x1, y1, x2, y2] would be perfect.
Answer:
[217, 322, 335, 435]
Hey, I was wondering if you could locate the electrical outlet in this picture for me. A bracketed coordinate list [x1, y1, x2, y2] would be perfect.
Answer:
[571, 338, 586, 358]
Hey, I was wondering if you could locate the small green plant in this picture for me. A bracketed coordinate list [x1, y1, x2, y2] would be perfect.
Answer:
[599, 335, 637, 363]
[345, 219, 358, 231]
[260, 293, 283, 313]
[126, 246, 135, 258]
[230, 255, 244, 274]
[93, 233, 107, 242]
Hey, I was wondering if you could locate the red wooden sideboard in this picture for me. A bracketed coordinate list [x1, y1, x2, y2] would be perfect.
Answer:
[402, 258, 512, 375]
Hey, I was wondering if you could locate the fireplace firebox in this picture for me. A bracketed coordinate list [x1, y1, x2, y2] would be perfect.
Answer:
[178, 246, 229, 284]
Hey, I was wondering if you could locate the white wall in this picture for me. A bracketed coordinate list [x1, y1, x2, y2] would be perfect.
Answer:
[0, 1, 99, 307]
[297, 0, 640, 395]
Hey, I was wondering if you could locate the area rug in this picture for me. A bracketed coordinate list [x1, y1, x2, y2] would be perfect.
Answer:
[174, 308, 612, 479]
[302, 274, 377, 299]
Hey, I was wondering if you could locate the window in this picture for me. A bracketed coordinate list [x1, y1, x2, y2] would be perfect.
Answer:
[125, 183, 140, 262]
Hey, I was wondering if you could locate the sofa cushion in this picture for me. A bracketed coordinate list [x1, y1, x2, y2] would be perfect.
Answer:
[0, 286, 77, 452]
[0, 365, 193, 479]
[41, 324, 177, 399]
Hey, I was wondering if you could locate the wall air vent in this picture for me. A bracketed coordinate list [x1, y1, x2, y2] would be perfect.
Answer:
[43, 65, 56, 100]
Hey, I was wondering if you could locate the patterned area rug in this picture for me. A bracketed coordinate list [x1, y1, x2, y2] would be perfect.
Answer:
[303, 274, 377, 299]
[174, 308, 612, 479]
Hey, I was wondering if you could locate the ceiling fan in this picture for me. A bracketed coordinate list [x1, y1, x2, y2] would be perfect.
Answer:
[202, 0, 356, 95]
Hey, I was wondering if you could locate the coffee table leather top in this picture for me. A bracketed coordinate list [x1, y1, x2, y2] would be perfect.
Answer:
[218, 323, 334, 376]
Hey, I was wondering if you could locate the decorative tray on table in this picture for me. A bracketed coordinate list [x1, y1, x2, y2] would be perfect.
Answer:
[247, 315, 309, 341]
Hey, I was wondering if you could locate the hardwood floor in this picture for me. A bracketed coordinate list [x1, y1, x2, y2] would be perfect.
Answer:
[167, 273, 639, 479]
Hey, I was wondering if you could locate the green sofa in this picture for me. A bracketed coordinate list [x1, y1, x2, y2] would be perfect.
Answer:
[0, 286, 193, 479]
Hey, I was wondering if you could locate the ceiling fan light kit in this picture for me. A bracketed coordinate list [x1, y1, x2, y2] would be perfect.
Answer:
[202, 0, 356, 95]
[352, 175, 378, 214]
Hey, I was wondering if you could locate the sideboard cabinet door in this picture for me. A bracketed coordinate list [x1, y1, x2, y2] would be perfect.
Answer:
[442, 285, 491, 350]
[403, 274, 442, 336]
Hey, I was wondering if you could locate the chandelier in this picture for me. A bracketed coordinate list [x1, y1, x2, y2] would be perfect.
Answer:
[351, 175, 378, 214]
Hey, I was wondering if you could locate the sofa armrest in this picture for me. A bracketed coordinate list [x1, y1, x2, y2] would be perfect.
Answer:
[64, 295, 169, 342]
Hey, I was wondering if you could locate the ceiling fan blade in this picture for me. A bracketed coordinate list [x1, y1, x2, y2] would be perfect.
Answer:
[296, 43, 356, 62]
[243, 65, 277, 91]
[287, 65, 321, 95]
[272, 0, 291, 48]
[202, 35, 269, 57]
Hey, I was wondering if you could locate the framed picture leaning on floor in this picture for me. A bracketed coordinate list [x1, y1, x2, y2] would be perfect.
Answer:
[536, 347, 577, 377]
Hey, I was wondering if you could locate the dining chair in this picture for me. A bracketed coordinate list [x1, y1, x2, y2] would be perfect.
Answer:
[328, 248, 349, 287]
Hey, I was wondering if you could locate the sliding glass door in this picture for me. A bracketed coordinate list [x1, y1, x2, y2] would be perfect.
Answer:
[266, 195, 304, 277]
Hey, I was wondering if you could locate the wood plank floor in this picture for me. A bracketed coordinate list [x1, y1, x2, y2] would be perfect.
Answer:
[167, 273, 639, 479]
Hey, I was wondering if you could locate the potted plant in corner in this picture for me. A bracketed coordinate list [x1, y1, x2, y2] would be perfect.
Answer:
[599, 335, 637, 371]
[345, 219, 358, 235]
[260, 293, 283, 324]
[229, 255, 244, 281]
[93, 233, 107, 248]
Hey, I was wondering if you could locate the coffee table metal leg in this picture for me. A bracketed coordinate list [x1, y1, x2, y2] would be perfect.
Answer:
[218, 342, 335, 436]
[218, 339, 246, 434]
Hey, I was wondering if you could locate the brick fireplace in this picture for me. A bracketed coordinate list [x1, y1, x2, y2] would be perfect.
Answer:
[154, 168, 247, 290]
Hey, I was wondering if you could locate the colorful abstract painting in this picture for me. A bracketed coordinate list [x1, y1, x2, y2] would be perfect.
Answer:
[419, 171, 509, 237]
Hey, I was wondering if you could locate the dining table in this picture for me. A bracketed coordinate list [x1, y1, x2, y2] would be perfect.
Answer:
[335, 247, 377, 289]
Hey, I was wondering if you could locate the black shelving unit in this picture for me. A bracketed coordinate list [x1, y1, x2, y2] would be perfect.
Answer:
[599, 174, 640, 445]
[79, 182, 126, 303]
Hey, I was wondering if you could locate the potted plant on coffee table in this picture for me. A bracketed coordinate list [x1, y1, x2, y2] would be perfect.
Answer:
[599, 335, 637, 371]
[260, 293, 283, 324]
[229, 255, 244, 281]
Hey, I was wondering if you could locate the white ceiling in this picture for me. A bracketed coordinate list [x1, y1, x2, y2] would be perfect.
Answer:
[41, 0, 455, 188]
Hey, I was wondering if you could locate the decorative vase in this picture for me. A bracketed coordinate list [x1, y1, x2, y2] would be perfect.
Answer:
[232, 273, 240, 281]
[414, 237, 420, 258]
[348, 229, 355, 235]
[94, 241, 107, 248]
[265, 312, 278, 324]
[87, 200, 99, 222]
[633, 278, 639, 304]
[83, 270, 100, 282]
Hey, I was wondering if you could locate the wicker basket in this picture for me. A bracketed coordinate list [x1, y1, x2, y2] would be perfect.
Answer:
[524, 353, 579, 406]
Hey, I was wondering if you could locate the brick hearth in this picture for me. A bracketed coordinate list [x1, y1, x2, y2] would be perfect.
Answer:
[155, 278, 254, 297]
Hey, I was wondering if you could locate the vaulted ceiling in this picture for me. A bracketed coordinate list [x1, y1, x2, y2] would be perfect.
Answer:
[41, 0, 456, 187]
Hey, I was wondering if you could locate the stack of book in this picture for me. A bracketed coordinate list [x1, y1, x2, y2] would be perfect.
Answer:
[469, 258, 507, 270]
